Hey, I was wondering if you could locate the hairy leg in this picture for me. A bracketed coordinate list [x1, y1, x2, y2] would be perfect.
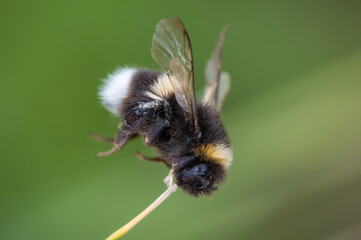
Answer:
[92, 130, 136, 157]
[89, 132, 114, 144]
[135, 151, 171, 168]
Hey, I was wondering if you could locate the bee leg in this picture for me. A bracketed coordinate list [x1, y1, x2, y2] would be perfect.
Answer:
[89, 132, 114, 144]
[135, 151, 171, 168]
[96, 130, 134, 157]
[144, 119, 169, 145]
[135, 151, 161, 161]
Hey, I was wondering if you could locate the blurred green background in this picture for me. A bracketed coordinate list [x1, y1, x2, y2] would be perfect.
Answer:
[1, 1, 361, 239]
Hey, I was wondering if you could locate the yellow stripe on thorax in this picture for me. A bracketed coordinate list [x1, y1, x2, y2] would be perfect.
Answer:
[197, 143, 233, 169]
[146, 74, 174, 100]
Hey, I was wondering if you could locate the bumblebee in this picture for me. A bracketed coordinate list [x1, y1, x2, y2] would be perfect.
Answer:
[94, 16, 232, 196]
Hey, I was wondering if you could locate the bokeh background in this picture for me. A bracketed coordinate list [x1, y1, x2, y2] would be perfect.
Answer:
[1, 1, 361, 239]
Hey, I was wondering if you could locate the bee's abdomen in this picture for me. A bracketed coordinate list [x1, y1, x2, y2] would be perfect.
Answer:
[99, 68, 162, 116]
[99, 67, 137, 116]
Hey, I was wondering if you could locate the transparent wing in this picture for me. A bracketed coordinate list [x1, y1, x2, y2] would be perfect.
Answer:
[203, 27, 230, 111]
[151, 16, 199, 134]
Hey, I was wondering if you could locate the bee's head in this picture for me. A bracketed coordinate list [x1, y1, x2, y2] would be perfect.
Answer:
[174, 156, 225, 196]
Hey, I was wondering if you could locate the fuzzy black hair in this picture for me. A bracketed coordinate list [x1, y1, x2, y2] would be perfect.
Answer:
[174, 158, 225, 196]
[117, 69, 230, 197]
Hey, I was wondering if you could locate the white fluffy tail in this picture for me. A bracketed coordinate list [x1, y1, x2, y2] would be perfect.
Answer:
[99, 67, 136, 116]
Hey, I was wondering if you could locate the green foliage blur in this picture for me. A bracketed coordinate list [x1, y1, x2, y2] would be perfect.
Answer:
[1, 1, 361, 239]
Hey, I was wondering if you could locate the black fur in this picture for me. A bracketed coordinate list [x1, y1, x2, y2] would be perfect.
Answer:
[119, 69, 230, 196]
[120, 69, 162, 115]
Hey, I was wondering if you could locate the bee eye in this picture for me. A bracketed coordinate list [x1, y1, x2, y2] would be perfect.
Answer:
[192, 163, 207, 175]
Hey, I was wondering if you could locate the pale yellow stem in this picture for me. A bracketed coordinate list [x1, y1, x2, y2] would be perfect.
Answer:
[105, 171, 178, 240]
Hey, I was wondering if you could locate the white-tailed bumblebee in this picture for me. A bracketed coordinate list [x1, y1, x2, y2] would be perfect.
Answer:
[94, 16, 232, 197]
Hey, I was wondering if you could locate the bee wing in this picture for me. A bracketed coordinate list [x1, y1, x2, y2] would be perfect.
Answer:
[203, 27, 230, 111]
[151, 16, 200, 135]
